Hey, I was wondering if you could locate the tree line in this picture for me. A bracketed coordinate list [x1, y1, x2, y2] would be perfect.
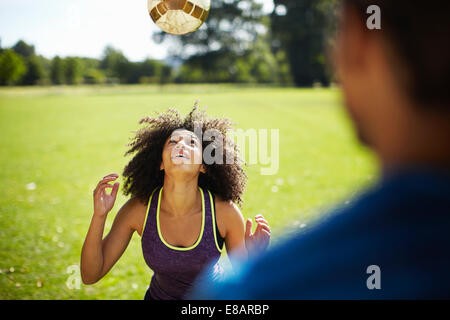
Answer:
[0, 0, 339, 87]
[0, 40, 173, 86]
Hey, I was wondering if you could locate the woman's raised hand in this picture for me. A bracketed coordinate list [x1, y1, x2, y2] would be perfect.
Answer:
[244, 214, 271, 258]
[93, 173, 120, 217]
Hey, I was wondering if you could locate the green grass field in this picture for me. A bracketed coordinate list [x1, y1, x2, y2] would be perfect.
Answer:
[0, 84, 377, 299]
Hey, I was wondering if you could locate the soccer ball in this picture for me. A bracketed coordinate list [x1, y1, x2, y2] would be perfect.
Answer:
[148, 0, 211, 35]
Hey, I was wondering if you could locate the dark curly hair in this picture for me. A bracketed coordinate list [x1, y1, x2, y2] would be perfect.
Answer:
[122, 103, 247, 206]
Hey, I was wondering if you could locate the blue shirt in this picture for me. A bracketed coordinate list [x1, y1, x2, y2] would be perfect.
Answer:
[190, 167, 450, 299]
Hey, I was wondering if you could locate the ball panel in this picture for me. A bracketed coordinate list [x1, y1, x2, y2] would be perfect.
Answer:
[157, 2, 168, 15]
[149, 6, 161, 22]
[200, 9, 209, 22]
[182, 1, 194, 15]
[191, 5, 203, 19]
[148, 0, 211, 35]
[148, 0, 161, 10]
[196, 0, 210, 10]
[165, 0, 186, 10]
[157, 11, 203, 35]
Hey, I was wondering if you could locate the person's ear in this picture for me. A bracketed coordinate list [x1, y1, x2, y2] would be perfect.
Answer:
[160, 161, 164, 171]
[200, 164, 206, 174]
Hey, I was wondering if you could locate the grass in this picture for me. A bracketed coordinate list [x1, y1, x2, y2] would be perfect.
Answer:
[0, 84, 377, 299]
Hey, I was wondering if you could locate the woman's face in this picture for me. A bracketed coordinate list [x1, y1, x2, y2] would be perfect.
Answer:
[160, 129, 205, 177]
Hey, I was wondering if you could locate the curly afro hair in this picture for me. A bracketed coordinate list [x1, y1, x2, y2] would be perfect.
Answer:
[122, 103, 247, 206]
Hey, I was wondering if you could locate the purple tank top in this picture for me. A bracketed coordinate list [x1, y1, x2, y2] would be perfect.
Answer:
[141, 186, 224, 300]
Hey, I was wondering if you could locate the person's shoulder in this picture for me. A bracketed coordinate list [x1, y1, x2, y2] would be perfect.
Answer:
[214, 196, 241, 216]
[206, 188, 388, 297]
[123, 196, 148, 212]
[206, 172, 450, 299]
[349, 168, 450, 222]
[115, 196, 148, 234]
[212, 195, 244, 236]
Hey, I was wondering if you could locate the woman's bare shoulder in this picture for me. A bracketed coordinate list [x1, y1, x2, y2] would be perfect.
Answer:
[214, 196, 241, 215]
[214, 196, 245, 235]
[115, 196, 148, 235]
[120, 196, 148, 213]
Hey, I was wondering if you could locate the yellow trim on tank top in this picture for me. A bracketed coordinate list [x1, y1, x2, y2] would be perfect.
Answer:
[140, 187, 158, 238]
[208, 189, 225, 253]
[156, 186, 206, 251]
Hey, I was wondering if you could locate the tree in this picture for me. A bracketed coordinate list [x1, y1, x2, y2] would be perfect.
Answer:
[64, 57, 83, 85]
[12, 40, 36, 58]
[160, 65, 173, 85]
[100, 45, 130, 83]
[175, 32, 288, 84]
[20, 55, 45, 85]
[139, 59, 163, 83]
[154, 0, 274, 84]
[156, 1, 288, 84]
[176, 49, 235, 83]
[271, 0, 339, 86]
[83, 69, 106, 84]
[0, 49, 27, 85]
[11, 40, 47, 85]
[50, 56, 65, 85]
[130, 59, 167, 84]
[154, 0, 267, 59]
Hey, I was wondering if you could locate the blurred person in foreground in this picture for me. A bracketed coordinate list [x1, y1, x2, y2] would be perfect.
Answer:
[191, 0, 450, 299]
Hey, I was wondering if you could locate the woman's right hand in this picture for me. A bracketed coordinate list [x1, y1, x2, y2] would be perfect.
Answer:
[93, 173, 120, 217]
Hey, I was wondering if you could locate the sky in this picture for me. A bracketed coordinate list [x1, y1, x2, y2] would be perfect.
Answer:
[0, 0, 274, 62]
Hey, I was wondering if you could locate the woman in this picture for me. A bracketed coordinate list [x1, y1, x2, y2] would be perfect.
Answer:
[80, 105, 271, 300]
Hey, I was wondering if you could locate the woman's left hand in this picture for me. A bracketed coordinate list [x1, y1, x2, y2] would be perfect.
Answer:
[245, 215, 271, 258]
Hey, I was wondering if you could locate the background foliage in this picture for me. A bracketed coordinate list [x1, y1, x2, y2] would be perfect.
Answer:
[0, 0, 340, 87]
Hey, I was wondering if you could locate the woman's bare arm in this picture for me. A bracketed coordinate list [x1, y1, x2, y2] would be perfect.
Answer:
[215, 200, 271, 267]
[216, 200, 247, 261]
[80, 174, 143, 284]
